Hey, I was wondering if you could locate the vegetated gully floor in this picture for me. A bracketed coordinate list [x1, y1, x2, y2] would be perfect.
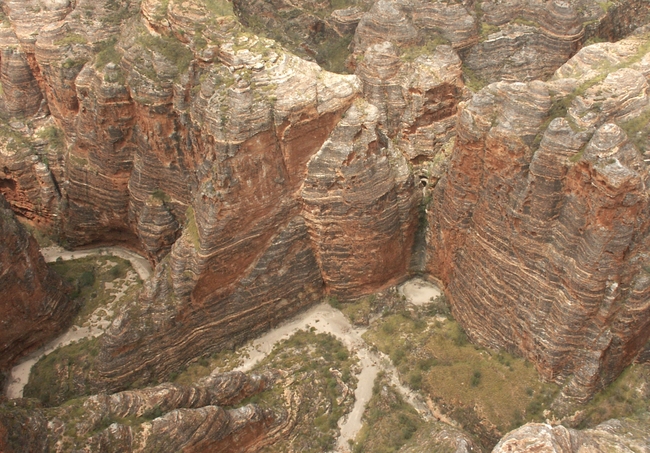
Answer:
[5, 244, 441, 453]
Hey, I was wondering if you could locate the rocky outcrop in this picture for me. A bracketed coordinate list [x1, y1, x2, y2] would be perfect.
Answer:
[356, 41, 464, 158]
[428, 30, 650, 402]
[231, 0, 650, 87]
[231, 0, 373, 73]
[399, 421, 479, 453]
[0, 194, 73, 371]
[302, 100, 419, 296]
[492, 416, 650, 453]
[1, 371, 291, 453]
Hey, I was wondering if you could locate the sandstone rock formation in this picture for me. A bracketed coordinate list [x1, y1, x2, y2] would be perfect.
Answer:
[492, 417, 650, 453]
[0, 0, 424, 392]
[302, 100, 418, 296]
[0, 194, 73, 372]
[398, 421, 480, 453]
[1, 371, 291, 453]
[428, 29, 650, 402]
[2, 2, 650, 452]
[232, 0, 650, 87]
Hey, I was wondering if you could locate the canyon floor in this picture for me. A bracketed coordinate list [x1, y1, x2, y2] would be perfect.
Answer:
[10, 250, 648, 452]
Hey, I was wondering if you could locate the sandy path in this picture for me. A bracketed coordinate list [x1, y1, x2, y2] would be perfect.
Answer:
[5, 247, 150, 399]
[234, 299, 432, 453]
[40, 245, 152, 280]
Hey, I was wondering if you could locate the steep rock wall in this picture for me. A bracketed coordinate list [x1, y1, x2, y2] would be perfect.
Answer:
[428, 30, 650, 401]
[0, 194, 73, 371]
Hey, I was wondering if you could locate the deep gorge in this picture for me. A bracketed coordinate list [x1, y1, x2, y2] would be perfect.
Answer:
[0, 0, 649, 452]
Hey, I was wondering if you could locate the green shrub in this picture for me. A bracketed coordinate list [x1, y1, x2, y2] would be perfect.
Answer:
[470, 370, 481, 387]
[78, 270, 95, 288]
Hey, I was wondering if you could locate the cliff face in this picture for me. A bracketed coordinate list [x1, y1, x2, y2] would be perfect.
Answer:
[428, 29, 650, 401]
[0, 194, 72, 371]
[1, 0, 649, 421]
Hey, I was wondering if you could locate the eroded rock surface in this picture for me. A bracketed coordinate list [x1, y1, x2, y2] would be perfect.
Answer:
[428, 30, 650, 402]
[0, 371, 290, 453]
[492, 417, 650, 453]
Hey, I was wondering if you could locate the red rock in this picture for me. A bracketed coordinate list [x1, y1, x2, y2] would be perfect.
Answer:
[0, 194, 73, 371]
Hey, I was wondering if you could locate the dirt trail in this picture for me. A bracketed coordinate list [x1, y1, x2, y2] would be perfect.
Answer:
[40, 245, 152, 280]
[4, 247, 150, 399]
[233, 286, 439, 453]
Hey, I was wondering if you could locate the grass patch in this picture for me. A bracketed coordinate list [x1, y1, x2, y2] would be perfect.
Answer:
[363, 306, 560, 450]
[138, 33, 194, 74]
[315, 34, 353, 74]
[24, 337, 101, 406]
[94, 37, 122, 69]
[401, 37, 450, 62]
[61, 58, 87, 70]
[339, 295, 382, 326]
[184, 206, 201, 249]
[101, 0, 134, 26]
[151, 189, 171, 203]
[462, 65, 488, 92]
[171, 348, 244, 385]
[574, 363, 650, 429]
[512, 17, 539, 27]
[621, 107, 650, 153]
[203, 0, 234, 16]
[480, 23, 499, 41]
[55, 33, 87, 46]
[37, 126, 65, 152]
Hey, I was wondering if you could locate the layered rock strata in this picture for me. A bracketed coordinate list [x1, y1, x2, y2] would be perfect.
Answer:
[355, 41, 464, 159]
[0, 0, 425, 395]
[0, 371, 291, 453]
[302, 100, 419, 296]
[0, 194, 72, 371]
[232, 0, 650, 86]
[428, 30, 650, 401]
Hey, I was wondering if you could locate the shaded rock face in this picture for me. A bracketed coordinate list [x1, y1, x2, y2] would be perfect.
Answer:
[492, 416, 650, 453]
[428, 31, 650, 402]
[0, 371, 290, 453]
[0, 194, 73, 372]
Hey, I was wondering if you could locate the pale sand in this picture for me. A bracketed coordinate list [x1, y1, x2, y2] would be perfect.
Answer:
[399, 277, 442, 305]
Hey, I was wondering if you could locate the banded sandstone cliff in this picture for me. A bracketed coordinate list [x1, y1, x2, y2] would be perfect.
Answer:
[0, 0, 649, 451]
